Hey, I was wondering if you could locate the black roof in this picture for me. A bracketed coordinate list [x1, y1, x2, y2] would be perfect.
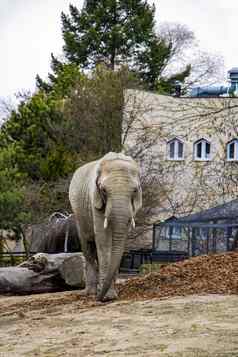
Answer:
[176, 199, 238, 223]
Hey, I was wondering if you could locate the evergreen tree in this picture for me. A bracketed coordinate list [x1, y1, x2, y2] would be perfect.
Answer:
[59, 0, 190, 91]
[61, 0, 155, 70]
[0, 148, 30, 232]
[36, 55, 82, 96]
[0, 90, 75, 181]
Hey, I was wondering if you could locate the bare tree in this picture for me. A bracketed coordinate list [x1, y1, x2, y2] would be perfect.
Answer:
[158, 22, 225, 91]
[0, 97, 16, 124]
[123, 90, 171, 248]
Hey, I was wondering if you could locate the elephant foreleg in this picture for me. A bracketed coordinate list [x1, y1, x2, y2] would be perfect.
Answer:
[96, 235, 118, 301]
[104, 274, 118, 301]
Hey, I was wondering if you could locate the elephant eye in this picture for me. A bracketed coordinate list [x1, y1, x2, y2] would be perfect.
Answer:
[133, 187, 138, 194]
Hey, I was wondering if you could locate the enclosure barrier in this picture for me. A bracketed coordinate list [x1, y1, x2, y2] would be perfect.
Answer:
[153, 222, 238, 258]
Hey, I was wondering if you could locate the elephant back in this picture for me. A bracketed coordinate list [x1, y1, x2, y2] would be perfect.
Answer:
[69, 161, 97, 230]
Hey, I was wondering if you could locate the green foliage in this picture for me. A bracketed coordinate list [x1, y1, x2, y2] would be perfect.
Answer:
[58, 0, 191, 92]
[0, 64, 129, 227]
[139, 263, 166, 275]
[22, 178, 71, 224]
[63, 65, 129, 158]
[0, 66, 81, 229]
[0, 90, 75, 181]
[36, 58, 82, 97]
[39, 147, 76, 181]
[157, 65, 192, 94]
[0, 154, 30, 230]
[0, 255, 25, 267]
[136, 36, 172, 91]
[0, 145, 29, 230]
[61, 1, 155, 70]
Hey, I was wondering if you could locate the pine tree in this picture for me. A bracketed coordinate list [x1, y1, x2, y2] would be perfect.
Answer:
[59, 0, 191, 91]
[36, 54, 81, 96]
[61, 0, 156, 70]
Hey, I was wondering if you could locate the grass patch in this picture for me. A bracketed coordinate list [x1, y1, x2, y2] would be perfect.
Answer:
[0, 254, 26, 267]
[139, 263, 167, 275]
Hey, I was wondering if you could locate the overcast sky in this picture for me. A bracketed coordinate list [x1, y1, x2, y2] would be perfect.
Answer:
[0, 0, 237, 101]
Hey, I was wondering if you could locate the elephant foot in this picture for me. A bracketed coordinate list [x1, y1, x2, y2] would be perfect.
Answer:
[78, 286, 97, 297]
[97, 287, 118, 302]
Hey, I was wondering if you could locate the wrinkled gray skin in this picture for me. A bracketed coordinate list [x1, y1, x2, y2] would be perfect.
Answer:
[69, 152, 142, 301]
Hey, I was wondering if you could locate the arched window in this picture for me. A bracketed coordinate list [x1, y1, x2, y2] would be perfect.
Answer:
[227, 139, 238, 161]
[194, 139, 211, 160]
[167, 138, 184, 160]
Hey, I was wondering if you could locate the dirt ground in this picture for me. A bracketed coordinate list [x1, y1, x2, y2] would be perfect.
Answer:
[1, 291, 238, 357]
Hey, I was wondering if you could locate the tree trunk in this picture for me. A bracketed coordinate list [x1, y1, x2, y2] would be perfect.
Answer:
[0, 253, 85, 294]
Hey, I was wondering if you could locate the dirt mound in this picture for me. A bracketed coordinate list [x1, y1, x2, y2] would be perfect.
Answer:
[118, 251, 238, 300]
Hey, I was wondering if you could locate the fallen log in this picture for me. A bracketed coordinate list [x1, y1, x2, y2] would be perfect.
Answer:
[0, 253, 85, 294]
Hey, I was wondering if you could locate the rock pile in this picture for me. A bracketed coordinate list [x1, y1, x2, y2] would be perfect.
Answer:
[118, 251, 238, 300]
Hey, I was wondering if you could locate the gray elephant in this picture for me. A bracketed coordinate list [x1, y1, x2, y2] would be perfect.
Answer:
[69, 152, 142, 301]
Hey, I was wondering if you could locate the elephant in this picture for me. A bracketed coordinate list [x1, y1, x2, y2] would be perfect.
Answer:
[69, 152, 142, 301]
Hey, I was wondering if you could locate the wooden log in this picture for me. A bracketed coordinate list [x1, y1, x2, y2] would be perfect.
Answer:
[0, 253, 85, 294]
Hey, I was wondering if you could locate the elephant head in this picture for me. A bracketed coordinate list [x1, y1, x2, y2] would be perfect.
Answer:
[93, 152, 142, 301]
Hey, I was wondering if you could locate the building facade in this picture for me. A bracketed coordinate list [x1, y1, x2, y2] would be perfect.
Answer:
[124, 90, 238, 248]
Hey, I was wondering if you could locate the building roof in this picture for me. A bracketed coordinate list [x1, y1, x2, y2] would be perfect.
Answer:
[176, 199, 238, 223]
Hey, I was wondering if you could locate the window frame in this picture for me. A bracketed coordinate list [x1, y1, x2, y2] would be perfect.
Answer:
[194, 138, 211, 161]
[167, 138, 184, 161]
[226, 139, 238, 161]
[165, 226, 182, 240]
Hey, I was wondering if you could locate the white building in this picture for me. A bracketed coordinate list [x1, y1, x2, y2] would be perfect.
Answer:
[124, 90, 238, 248]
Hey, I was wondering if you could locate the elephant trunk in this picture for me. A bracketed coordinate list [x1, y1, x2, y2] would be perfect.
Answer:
[97, 199, 132, 301]
[97, 223, 127, 301]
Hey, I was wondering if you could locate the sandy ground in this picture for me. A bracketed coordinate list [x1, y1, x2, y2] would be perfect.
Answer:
[1, 292, 238, 357]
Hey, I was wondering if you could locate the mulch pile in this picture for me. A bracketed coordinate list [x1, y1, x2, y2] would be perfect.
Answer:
[118, 251, 238, 300]
[2, 251, 238, 314]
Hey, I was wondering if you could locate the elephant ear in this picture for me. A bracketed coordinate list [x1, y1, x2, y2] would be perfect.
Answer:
[94, 173, 104, 210]
[133, 184, 142, 213]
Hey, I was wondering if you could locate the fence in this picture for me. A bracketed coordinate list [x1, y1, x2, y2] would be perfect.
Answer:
[119, 249, 153, 273]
